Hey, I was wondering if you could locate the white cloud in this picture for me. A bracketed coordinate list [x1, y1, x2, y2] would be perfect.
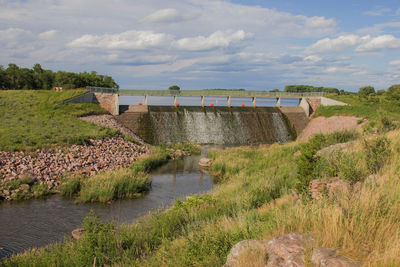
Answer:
[305, 34, 362, 53]
[355, 34, 400, 51]
[142, 8, 182, 23]
[389, 59, 400, 65]
[174, 30, 250, 51]
[39, 30, 57, 39]
[68, 30, 172, 50]
[363, 7, 391, 16]
[306, 34, 400, 53]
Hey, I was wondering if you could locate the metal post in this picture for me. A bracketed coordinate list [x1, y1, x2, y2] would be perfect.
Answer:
[201, 96, 205, 107]
[174, 95, 177, 106]
[252, 97, 256, 108]
[144, 95, 148, 106]
[227, 96, 231, 107]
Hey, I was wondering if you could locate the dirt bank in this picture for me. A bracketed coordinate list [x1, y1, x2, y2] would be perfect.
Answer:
[297, 116, 365, 141]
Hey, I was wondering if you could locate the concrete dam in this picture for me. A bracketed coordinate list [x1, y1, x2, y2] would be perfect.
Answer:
[65, 88, 347, 145]
[116, 106, 308, 145]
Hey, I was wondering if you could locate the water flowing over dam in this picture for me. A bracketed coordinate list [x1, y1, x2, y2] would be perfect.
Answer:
[117, 106, 296, 145]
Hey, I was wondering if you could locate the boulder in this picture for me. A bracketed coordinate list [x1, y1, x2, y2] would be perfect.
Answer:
[266, 233, 313, 267]
[312, 247, 363, 267]
[198, 158, 212, 167]
[71, 228, 85, 240]
[224, 240, 269, 267]
[224, 234, 312, 267]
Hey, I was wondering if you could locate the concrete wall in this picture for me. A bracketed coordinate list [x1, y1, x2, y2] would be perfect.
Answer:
[320, 97, 348, 106]
[62, 92, 119, 115]
[93, 93, 119, 115]
[279, 107, 310, 137]
[299, 98, 311, 116]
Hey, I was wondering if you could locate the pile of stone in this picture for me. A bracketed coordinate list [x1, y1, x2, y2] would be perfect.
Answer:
[0, 137, 149, 200]
[80, 115, 145, 145]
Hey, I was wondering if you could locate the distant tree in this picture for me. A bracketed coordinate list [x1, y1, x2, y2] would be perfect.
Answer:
[387, 84, 400, 100]
[358, 86, 375, 96]
[284, 85, 339, 94]
[0, 63, 119, 90]
[270, 88, 280, 92]
[169, 85, 180, 91]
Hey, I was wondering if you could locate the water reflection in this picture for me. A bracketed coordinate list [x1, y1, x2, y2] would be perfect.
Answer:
[0, 154, 213, 259]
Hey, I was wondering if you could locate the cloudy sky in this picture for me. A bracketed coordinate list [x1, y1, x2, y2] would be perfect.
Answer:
[1, 0, 400, 91]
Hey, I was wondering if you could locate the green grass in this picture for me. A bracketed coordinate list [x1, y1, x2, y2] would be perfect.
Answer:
[0, 90, 113, 151]
[315, 94, 400, 122]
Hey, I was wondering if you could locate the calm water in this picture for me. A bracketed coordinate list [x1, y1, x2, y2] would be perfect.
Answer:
[0, 152, 214, 259]
[119, 95, 300, 107]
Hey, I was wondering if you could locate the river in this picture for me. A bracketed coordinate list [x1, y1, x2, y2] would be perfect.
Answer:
[0, 150, 215, 259]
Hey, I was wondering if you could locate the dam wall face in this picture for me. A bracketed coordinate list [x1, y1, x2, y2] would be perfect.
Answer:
[117, 106, 298, 145]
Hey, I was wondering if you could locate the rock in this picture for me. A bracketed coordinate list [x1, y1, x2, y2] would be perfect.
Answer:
[71, 228, 85, 240]
[224, 234, 313, 267]
[224, 240, 269, 267]
[316, 142, 352, 157]
[312, 247, 363, 267]
[19, 184, 30, 191]
[199, 158, 212, 167]
[310, 178, 350, 200]
[266, 233, 313, 267]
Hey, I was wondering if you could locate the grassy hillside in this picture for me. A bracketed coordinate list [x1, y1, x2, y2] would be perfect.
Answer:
[315, 94, 400, 122]
[0, 90, 113, 151]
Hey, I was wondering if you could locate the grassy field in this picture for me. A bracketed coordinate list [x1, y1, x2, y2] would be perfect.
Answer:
[7, 127, 396, 266]
[315, 94, 400, 122]
[0, 90, 113, 151]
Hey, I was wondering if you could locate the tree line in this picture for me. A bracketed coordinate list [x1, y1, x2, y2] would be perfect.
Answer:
[284, 85, 339, 94]
[0, 63, 119, 90]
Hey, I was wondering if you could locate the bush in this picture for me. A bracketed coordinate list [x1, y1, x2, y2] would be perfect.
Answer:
[358, 86, 375, 96]
[387, 84, 400, 100]
[363, 136, 391, 174]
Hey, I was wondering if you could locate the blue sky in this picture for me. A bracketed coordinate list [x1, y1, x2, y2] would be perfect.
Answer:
[1, 0, 400, 91]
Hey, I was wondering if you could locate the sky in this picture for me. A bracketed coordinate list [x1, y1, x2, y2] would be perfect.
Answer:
[1, 0, 400, 91]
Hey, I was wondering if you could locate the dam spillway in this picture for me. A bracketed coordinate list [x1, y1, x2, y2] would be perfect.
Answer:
[117, 106, 297, 145]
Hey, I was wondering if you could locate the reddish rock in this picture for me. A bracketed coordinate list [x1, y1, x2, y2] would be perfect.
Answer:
[199, 158, 212, 167]
[312, 247, 363, 267]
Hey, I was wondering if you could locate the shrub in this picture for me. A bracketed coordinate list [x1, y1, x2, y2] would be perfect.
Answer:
[387, 84, 400, 100]
[358, 86, 375, 96]
[363, 136, 391, 174]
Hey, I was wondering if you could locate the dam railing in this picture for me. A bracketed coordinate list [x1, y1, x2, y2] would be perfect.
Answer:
[118, 89, 326, 98]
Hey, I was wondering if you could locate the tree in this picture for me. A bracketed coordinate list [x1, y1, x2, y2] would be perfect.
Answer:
[358, 86, 375, 96]
[387, 84, 400, 100]
[169, 85, 180, 91]
[270, 88, 280, 92]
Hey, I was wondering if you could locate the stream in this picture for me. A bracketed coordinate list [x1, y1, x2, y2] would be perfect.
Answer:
[0, 149, 215, 259]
